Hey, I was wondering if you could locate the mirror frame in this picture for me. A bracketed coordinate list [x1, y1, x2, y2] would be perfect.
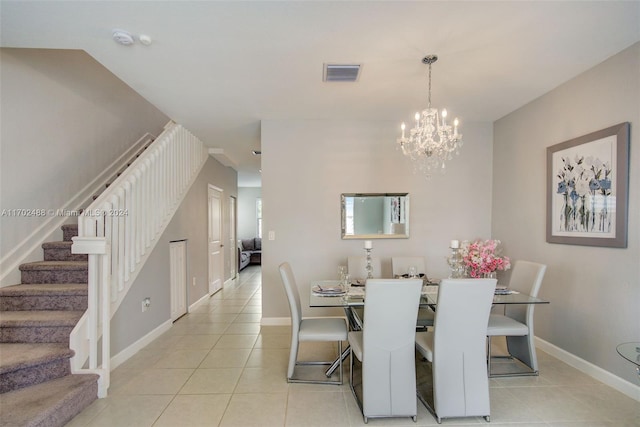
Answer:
[341, 193, 410, 239]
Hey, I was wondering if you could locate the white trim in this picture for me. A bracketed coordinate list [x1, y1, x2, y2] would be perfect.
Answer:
[261, 317, 291, 326]
[110, 319, 173, 371]
[188, 292, 210, 312]
[535, 337, 640, 402]
[0, 132, 156, 287]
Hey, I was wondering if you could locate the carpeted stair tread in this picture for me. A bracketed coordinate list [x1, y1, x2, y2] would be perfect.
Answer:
[0, 343, 72, 375]
[18, 261, 87, 271]
[0, 311, 84, 327]
[0, 373, 98, 427]
[0, 284, 87, 296]
[0, 284, 88, 311]
[41, 241, 72, 250]
[42, 241, 87, 262]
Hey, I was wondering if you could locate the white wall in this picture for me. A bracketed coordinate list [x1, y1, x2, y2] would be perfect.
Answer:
[493, 43, 640, 385]
[0, 48, 169, 261]
[238, 187, 262, 240]
[111, 156, 237, 355]
[261, 119, 493, 319]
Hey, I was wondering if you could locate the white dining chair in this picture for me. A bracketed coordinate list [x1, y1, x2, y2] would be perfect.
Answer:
[391, 256, 434, 329]
[279, 262, 348, 385]
[348, 278, 423, 423]
[487, 260, 547, 377]
[415, 278, 496, 424]
[347, 256, 382, 280]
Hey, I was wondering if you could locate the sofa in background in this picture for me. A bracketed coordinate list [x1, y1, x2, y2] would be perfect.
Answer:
[239, 237, 261, 271]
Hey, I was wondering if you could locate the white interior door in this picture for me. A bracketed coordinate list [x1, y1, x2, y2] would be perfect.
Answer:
[208, 185, 223, 295]
[229, 195, 237, 279]
[169, 240, 187, 321]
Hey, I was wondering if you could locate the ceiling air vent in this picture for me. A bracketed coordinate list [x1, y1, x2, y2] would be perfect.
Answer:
[323, 64, 361, 82]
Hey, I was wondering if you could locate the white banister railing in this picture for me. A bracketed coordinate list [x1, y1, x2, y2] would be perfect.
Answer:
[71, 123, 207, 397]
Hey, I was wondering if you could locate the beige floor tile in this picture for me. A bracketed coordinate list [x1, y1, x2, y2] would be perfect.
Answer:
[152, 348, 209, 368]
[563, 383, 640, 422]
[285, 390, 350, 426]
[224, 322, 262, 334]
[508, 386, 604, 423]
[153, 394, 231, 426]
[173, 322, 230, 335]
[212, 305, 245, 314]
[65, 397, 110, 427]
[219, 392, 287, 426]
[182, 312, 239, 324]
[214, 334, 258, 349]
[235, 367, 290, 394]
[246, 348, 290, 370]
[115, 368, 193, 395]
[254, 333, 291, 349]
[488, 387, 545, 423]
[179, 368, 243, 394]
[174, 334, 222, 349]
[83, 395, 173, 427]
[234, 313, 262, 323]
[200, 348, 252, 368]
[258, 325, 290, 335]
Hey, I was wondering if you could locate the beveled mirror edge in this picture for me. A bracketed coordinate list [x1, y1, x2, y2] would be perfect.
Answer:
[341, 193, 410, 239]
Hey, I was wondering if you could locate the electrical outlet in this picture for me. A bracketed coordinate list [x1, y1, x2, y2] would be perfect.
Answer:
[141, 297, 151, 312]
[268, 230, 275, 240]
[192, 277, 197, 287]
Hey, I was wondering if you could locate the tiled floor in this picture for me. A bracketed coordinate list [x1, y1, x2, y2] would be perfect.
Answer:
[68, 265, 639, 426]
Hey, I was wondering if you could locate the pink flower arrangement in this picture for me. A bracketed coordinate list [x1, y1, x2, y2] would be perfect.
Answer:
[460, 239, 511, 278]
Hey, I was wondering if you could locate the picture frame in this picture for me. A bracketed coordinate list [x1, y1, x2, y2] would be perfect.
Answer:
[546, 122, 630, 248]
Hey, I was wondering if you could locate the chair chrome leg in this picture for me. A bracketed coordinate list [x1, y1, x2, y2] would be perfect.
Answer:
[287, 340, 345, 385]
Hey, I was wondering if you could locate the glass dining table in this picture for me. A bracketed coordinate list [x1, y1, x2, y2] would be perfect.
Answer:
[309, 279, 550, 376]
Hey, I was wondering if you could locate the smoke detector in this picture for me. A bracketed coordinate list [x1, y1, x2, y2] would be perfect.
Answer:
[112, 29, 134, 46]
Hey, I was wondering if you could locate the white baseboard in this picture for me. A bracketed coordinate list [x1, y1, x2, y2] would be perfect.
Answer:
[110, 319, 172, 370]
[261, 317, 291, 326]
[189, 293, 210, 312]
[535, 337, 640, 402]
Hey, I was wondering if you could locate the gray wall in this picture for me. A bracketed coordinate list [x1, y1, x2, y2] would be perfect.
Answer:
[0, 48, 169, 258]
[493, 42, 640, 384]
[261, 119, 493, 319]
[111, 156, 237, 355]
[238, 187, 262, 240]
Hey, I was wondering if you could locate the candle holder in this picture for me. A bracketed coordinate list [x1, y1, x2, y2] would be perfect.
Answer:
[447, 247, 466, 278]
[364, 248, 373, 279]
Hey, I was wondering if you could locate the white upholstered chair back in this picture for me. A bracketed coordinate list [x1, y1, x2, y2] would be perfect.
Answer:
[427, 278, 496, 421]
[391, 256, 426, 277]
[360, 279, 422, 419]
[279, 262, 303, 376]
[347, 256, 382, 280]
[503, 260, 546, 326]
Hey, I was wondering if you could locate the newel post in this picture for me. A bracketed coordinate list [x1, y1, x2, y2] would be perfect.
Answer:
[72, 236, 111, 397]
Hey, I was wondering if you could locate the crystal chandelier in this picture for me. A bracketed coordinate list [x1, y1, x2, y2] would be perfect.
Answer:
[397, 55, 462, 176]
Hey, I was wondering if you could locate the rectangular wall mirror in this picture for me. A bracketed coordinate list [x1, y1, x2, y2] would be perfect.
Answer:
[341, 193, 410, 239]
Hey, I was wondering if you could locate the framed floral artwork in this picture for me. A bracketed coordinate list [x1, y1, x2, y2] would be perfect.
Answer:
[546, 122, 630, 248]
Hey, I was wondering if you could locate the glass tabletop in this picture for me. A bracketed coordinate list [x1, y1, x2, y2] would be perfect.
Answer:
[617, 342, 640, 367]
[309, 280, 549, 308]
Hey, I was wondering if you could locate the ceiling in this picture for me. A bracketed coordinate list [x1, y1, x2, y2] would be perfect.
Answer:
[2, 1, 639, 187]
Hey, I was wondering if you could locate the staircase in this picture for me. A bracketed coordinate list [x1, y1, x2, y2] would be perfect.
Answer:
[0, 135, 159, 426]
[0, 224, 98, 427]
